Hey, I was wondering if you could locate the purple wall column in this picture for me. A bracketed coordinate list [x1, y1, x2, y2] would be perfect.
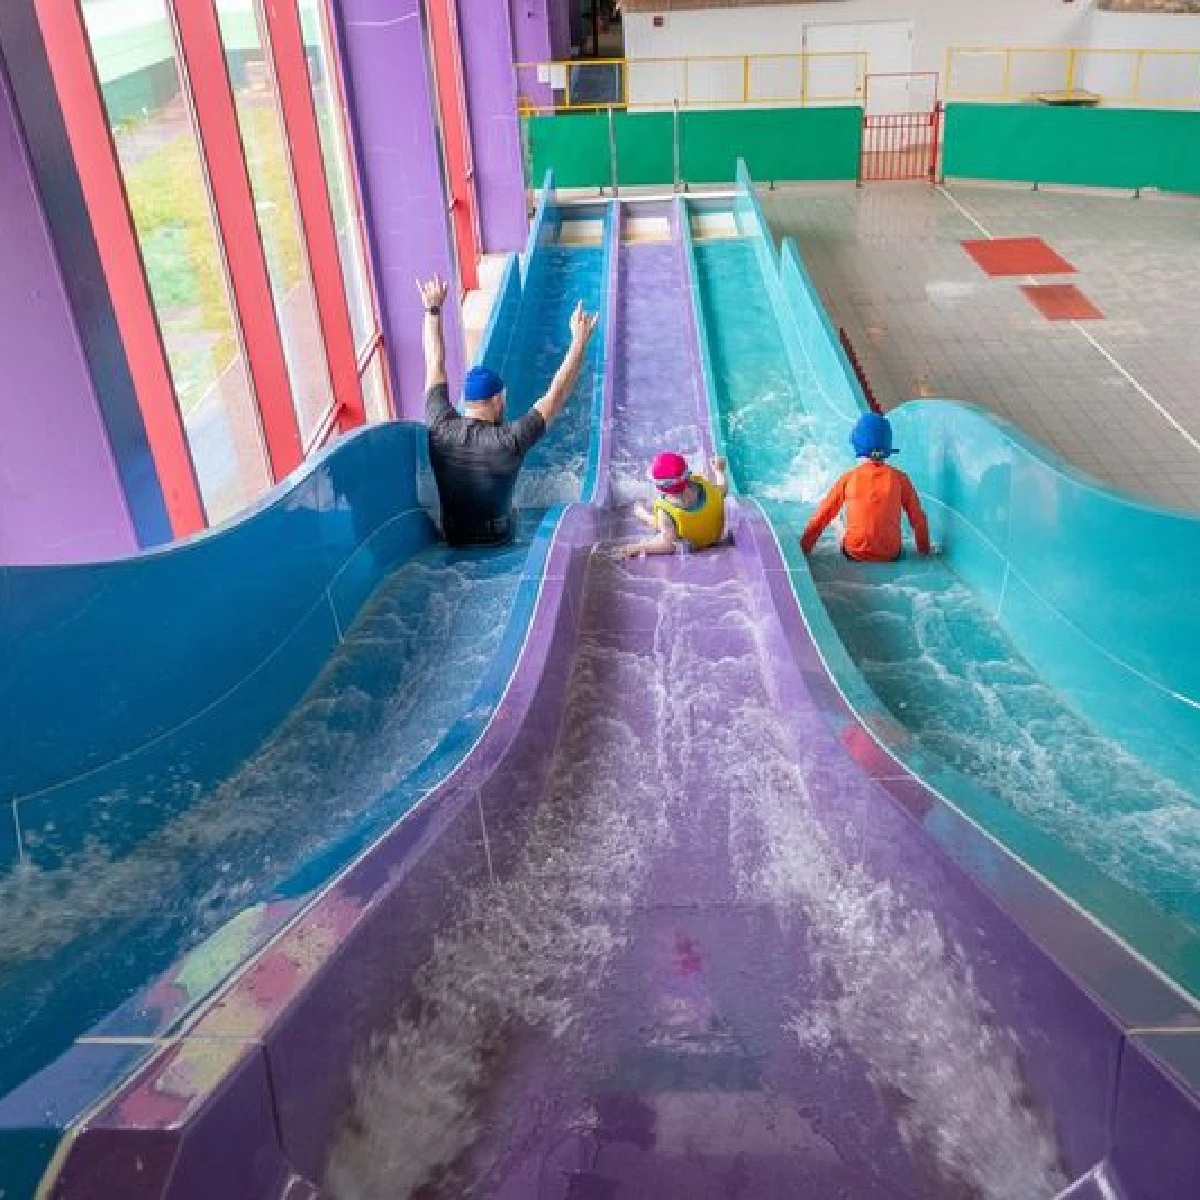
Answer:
[507, 0, 552, 63]
[0, 54, 136, 564]
[508, 0, 552, 110]
[458, 0, 528, 253]
[547, 0, 571, 59]
[335, 0, 464, 419]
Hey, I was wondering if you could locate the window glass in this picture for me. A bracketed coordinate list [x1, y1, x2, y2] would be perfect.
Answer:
[216, 0, 336, 446]
[83, 0, 272, 525]
[299, 0, 376, 352]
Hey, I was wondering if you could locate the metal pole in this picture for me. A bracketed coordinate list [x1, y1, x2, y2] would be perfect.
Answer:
[607, 104, 619, 198]
[673, 97, 681, 192]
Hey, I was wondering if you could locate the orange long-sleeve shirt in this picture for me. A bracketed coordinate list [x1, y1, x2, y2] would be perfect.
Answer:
[801, 461, 931, 561]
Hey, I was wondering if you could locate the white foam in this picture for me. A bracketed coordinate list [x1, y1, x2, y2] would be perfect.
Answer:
[326, 555, 675, 1198]
[0, 557, 519, 967]
[821, 568, 1200, 913]
[723, 713, 1067, 1199]
[329, 558, 1067, 1199]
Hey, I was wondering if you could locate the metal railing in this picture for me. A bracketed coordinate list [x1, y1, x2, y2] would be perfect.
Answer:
[946, 45, 1200, 108]
[515, 52, 867, 114]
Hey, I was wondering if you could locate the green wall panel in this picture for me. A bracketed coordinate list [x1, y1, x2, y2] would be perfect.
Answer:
[614, 112, 675, 186]
[527, 113, 611, 188]
[944, 103, 1200, 194]
[682, 107, 861, 183]
[527, 106, 863, 189]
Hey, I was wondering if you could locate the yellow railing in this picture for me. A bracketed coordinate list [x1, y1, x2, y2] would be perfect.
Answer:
[946, 45, 1200, 108]
[515, 52, 867, 115]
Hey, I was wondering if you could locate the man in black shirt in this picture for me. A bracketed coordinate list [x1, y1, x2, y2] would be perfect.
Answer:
[417, 276, 599, 547]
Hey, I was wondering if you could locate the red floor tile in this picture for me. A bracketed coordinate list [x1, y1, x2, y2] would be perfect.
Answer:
[961, 237, 1076, 277]
[1021, 283, 1104, 321]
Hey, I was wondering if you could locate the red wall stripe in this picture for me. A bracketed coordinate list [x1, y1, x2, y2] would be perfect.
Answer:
[173, 0, 303, 480]
[262, 0, 366, 434]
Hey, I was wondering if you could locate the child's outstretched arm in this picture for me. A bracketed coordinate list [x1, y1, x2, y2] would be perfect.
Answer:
[709, 455, 728, 493]
[800, 475, 848, 554]
[632, 501, 658, 529]
[899, 475, 933, 555]
[617, 510, 679, 558]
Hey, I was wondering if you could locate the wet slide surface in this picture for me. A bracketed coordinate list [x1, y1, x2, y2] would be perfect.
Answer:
[511, 245, 606, 507]
[0, 528, 526, 1102]
[325, 230, 1067, 1199]
[0, 234, 606, 1107]
[691, 234, 1200, 951]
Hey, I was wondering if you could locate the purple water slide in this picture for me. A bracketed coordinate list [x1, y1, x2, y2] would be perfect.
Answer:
[44, 203, 1200, 1199]
[319, 204, 1200, 1200]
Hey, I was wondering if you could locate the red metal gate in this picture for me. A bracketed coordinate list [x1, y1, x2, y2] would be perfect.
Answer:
[860, 73, 941, 183]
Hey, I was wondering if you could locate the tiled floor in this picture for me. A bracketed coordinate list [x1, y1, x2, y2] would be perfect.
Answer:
[761, 181, 1200, 511]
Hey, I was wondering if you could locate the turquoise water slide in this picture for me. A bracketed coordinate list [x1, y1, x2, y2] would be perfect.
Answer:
[702, 163, 1200, 998]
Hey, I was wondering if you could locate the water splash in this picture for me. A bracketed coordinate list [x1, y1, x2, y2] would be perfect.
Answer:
[818, 562, 1200, 923]
[0, 551, 521, 970]
[325, 554, 672, 1200]
[709, 617, 1068, 1199]
[328, 553, 1066, 1200]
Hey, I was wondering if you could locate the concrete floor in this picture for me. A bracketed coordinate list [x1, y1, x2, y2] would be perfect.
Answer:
[761, 181, 1200, 511]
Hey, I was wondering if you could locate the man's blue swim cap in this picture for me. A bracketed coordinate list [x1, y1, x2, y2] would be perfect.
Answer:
[850, 412, 898, 459]
[464, 365, 504, 402]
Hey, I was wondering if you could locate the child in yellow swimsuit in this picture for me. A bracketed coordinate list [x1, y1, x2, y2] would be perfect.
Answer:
[618, 452, 728, 558]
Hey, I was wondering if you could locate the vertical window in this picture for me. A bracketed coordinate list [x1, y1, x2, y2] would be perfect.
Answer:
[360, 349, 391, 424]
[215, 0, 336, 447]
[297, 0, 393, 421]
[82, 0, 271, 526]
[46, 0, 393, 535]
[298, 0, 375, 355]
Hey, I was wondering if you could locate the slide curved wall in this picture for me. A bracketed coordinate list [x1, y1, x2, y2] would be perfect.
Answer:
[706, 162, 1200, 998]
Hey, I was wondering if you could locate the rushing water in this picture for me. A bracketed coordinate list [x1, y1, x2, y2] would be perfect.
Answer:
[505, 246, 606, 508]
[4, 229, 607, 1100]
[813, 553, 1200, 923]
[608, 238, 709, 503]
[327, 229, 1065, 1200]
[0, 542, 526, 1097]
[694, 234, 1200, 934]
[326, 551, 1065, 1200]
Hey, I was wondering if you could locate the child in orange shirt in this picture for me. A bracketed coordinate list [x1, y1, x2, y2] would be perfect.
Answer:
[801, 413, 932, 562]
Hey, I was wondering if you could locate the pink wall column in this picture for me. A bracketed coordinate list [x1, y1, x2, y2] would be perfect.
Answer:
[0, 53, 136, 564]
[335, 0, 464, 419]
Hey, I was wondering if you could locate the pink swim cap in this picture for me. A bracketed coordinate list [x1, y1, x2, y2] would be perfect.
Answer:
[650, 452, 690, 495]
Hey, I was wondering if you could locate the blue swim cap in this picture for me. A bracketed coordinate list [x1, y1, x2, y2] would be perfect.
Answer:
[463, 365, 504, 402]
[850, 412, 898, 459]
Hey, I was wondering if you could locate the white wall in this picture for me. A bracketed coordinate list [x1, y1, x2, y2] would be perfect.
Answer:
[624, 1, 1095, 106]
[1080, 11, 1200, 104]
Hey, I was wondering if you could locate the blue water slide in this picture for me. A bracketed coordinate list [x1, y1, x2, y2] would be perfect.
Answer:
[0, 176, 617, 1196]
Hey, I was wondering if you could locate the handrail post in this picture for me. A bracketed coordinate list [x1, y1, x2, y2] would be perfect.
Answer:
[673, 97, 682, 192]
[1066, 47, 1077, 95]
[607, 104, 619, 199]
[743, 54, 750, 105]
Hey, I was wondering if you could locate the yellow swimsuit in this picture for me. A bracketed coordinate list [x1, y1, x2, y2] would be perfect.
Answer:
[653, 477, 726, 550]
